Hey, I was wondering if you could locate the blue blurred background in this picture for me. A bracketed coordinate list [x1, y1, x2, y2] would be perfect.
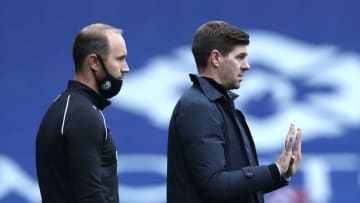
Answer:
[1, 0, 359, 202]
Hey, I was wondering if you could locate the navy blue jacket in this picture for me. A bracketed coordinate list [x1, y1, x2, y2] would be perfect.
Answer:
[167, 74, 287, 203]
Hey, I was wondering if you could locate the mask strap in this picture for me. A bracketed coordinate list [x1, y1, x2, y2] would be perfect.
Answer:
[96, 54, 110, 75]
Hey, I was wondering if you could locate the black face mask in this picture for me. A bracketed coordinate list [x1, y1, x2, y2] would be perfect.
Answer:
[94, 55, 123, 99]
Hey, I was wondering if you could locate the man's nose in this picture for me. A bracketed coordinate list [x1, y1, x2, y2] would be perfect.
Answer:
[122, 61, 130, 73]
[242, 60, 250, 70]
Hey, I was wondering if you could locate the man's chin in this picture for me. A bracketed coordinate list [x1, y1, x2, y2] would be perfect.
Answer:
[234, 82, 241, 89]
[229, 85, 241, 90]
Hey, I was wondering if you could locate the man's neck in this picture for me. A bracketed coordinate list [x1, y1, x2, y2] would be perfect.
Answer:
[75, 72, 100, 95]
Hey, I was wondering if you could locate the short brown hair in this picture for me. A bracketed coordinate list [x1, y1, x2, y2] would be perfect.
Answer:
[72, 23, 123, 72]
[191, 21, 249, 71]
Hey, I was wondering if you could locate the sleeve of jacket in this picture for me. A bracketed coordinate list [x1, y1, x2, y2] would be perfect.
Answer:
[175, 98, 285, 201]
[62, 103, 108, 203]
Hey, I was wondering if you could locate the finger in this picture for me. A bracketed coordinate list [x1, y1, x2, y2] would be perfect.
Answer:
[293, 128, 302, 153]
[285, 124, 295, 153]
[285, 157, 295, 177]
[290, 154, 298, 163]
[289, 156, 295, 166]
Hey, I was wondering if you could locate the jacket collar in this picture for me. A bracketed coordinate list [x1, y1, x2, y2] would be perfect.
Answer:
[66, 80, 111, 110]
[189, 74, 238, 102]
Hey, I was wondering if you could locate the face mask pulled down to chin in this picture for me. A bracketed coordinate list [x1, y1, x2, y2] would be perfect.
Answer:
[95, 55, 123, 99]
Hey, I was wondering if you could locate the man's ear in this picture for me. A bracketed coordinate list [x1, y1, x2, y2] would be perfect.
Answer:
[210, 49, 221, 68]
[86, 53, 100, 71]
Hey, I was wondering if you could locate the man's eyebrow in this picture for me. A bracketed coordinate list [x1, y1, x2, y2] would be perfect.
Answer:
[236, 52, 248, 57]
[117, 55, 127, 60]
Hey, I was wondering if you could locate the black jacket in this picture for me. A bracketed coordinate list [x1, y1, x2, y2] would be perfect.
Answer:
[167, 74, 287, 203]
[36, 80, 119, 203]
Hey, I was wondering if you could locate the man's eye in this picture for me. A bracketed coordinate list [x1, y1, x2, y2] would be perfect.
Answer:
[118, 56, 126, 61]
